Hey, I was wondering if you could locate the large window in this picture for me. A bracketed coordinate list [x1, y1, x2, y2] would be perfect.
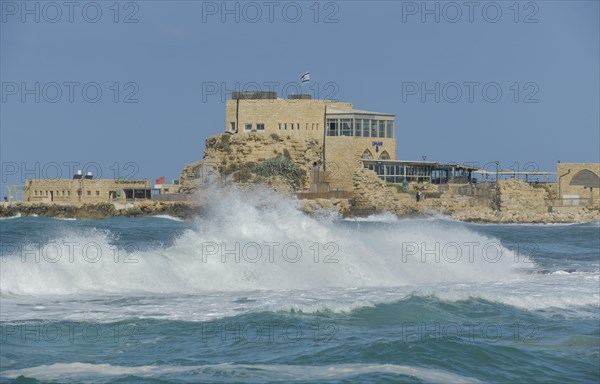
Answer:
[326, 116, 395, 138]
[371, 120, 378, 137]
[341, 119, 353, 136]
[327, 119, 339, 136]
[362, 119, 370, 137]
[354, 119, 362, 137]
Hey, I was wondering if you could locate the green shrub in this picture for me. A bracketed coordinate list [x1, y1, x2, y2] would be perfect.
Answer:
[251, 155, 306, 186]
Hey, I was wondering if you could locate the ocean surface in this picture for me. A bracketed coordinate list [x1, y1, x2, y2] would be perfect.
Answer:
[1, 190, 599, 383]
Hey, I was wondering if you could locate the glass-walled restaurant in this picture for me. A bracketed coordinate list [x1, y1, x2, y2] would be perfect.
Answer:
[326, 116, 395, 138]
[363, 160, 436, 183]
[363, 160, 479, 184]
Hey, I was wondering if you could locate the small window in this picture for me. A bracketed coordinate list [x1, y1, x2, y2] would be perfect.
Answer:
[256, 123, 265, 131]
[244, 123, 252, 131]
[34, 190, 37, 196]
[284, 123, 287, 130]
[229, 122, 236, 133]
[96, 191, 100, 196]
[278, 123, 282, 130]
[67, 191, 71, 196]
[87, 191, 91, 196]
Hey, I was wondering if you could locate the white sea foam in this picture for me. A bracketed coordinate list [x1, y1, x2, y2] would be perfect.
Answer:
[1, 186, 526, 296]
[0, 212, 21, 220]
[153, 214, 184, 222]
[1, 185, 596, 321]
[0, 362, 482, 383]
[344, 211, 400, 223]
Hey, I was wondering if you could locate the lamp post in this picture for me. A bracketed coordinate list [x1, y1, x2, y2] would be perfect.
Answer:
[495, 161, 500, 183]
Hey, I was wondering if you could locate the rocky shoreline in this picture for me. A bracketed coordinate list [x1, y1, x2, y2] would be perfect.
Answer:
[0, 201, 203, 220]
[1, 198, 598, 224]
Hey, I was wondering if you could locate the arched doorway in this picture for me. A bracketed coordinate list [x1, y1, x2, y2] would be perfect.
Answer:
[569, 169, 600, 206]
[570, 169, 600, 188]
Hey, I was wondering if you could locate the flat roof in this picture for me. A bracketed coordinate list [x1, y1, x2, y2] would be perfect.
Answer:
[475, 170, 555, 175]
[362, 159, 479, 171]
[326, 107, 395, 117]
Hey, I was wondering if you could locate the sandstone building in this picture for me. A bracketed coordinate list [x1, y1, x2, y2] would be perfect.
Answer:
[24, 173, 151, 203]
[224, 92, 478, 191]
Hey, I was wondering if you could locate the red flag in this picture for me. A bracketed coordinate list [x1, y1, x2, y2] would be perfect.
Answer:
[155, 176, 165, 185]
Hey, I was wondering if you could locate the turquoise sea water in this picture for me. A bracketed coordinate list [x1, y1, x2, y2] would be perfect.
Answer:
[1, 191, 599, 383]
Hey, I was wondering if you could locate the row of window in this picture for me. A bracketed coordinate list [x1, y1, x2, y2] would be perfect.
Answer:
[32, 190, 101, 197]
[367, 164, 435, 177]
[33, 190, 72, 197]
[366, 164, 434, 184]
[244, 123, 265, 131]
[361, 150, 390, 160]
[327, 118, 395, 138]
[235, 122, 324, 132]
[278, 123, 320, 130]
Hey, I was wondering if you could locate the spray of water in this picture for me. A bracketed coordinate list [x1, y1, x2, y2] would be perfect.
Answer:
[0, 186, 528, 296]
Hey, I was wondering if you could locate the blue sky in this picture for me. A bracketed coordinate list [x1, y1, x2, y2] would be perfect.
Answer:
[1, 0, 599, 190]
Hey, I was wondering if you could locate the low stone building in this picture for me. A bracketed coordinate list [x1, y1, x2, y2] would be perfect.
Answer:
[557, 162, 600, 207]
[25, 178, 152, 203]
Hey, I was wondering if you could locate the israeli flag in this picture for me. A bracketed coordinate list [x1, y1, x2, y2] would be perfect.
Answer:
[301, 72, 310, 84]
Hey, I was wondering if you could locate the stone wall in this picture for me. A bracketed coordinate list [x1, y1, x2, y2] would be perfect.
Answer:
[352, 163, 416, 214]
[497, 179, 548, 213]
[448, 179, 599, 223]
